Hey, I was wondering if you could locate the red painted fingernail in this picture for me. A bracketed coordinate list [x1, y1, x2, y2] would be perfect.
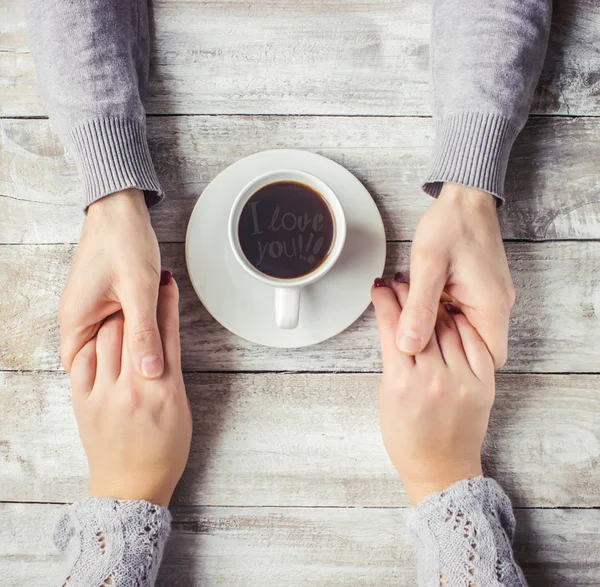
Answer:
[394, 272, 408, 283]
[444, 303, 461, 315]
[374, 277, 388, 288]
[160, 270, 172, 287]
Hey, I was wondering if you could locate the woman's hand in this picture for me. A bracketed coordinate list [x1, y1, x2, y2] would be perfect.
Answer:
[372, 278, 495, 505]
[70, 273, 192, 507]
[60, 188, 164, 379]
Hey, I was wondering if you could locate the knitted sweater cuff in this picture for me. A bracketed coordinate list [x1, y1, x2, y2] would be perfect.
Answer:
[67, 117, 163, 210]
[407, 476, 526, 587]
[54, 497, 172, 586]
[422, 112, 522, 203]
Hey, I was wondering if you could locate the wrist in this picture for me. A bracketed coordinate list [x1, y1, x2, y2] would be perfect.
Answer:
[438, 183, 498, 214]
[403, 463, 483, 505]
[89, 488, 172, 509]
[89, 478, 172, 508]
[87, 188, 149, 221]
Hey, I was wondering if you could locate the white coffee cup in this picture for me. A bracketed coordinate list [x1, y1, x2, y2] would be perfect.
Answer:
[228, 169, 346, 329]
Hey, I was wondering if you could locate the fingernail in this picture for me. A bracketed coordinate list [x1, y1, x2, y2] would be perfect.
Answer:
[160, 270, 172, 287]
[394, 272, 408, 283]
[398, 330, 421, 353]
[444, 303, 461, 315]
[141, 355, 162, 378]
[374, 277, 388, 288]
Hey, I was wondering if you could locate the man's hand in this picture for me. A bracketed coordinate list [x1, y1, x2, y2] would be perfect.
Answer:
[59, 188, 164, 378]
[397, 183, 515, 369]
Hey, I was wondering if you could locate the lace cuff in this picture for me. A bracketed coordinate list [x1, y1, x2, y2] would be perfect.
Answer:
[408, 477, 527, 587]
[54, 498, 172, 587]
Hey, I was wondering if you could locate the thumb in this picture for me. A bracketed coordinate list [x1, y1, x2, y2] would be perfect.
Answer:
[397, 261, 446, 354]
[121, 271, 165, 379]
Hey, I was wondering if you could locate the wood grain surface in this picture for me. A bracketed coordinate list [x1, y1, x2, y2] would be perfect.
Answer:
[2, 0, 599, 117]
[2, 503, 599, 586]
[1, 242, 599, 373]
[1, 371, 599, 507]
[2, 0, 600, 583]
[3, 116, 600, 244]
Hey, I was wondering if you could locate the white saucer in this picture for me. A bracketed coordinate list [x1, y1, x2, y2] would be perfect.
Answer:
[185, 149, 386, 348]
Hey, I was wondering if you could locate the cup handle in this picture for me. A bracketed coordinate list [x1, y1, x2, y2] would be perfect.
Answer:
[275, 287, 301, 329]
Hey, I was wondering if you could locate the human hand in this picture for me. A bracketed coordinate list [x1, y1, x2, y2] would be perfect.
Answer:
[59, 188, 164, 378]
[372, 278, 495, 505]
[70, 273, 192, 507]
[397, 183, 515, 368]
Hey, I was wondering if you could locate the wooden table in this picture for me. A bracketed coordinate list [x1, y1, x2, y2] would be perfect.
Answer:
[1, 0, 600, 584]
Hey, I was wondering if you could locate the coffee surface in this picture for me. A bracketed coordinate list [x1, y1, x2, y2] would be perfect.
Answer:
[238, 181, 335, 279]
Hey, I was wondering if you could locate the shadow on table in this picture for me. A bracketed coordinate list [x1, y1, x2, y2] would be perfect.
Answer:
[483, 383, 558, 587]
[513, 510, 558, 587]
[157, 366, 236, 586]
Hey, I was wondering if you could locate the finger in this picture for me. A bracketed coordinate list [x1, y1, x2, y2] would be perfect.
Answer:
[414, 317, 443, 367]
[389, 279, 423, 363]
[371, 279, 413, 368]
[59, 284, 119, 374]
[121, 271, 165, 379]
[60, 325, 99, 375]
[435, 303, 467, 368]
[396, 258, 447, 356]
[120, 317, 132, 378]
[389, 276, 410, 309]
[452, 313, 495, 381]
[156, 272, 182, 375]
[70, 337, 97, 400]
[95, 312, 124, 385]
[462, 306, 509, 369]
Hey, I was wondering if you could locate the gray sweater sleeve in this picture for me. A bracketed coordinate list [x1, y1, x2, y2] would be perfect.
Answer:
[423, 0, 552, 201]
[54, 498, 171, 586]
[25, 0, 163, 209]
[409, 476, 526, 587]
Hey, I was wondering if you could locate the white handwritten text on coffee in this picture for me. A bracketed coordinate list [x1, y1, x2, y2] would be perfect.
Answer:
[249, 203, 327, 266]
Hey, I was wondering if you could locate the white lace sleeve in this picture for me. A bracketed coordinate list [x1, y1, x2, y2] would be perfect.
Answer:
[408, 477, 527, 587]
[54, 498, 172, 587]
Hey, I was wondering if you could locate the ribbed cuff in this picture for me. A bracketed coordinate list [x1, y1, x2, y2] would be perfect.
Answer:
[422, 112, 522, 203]
[67, 117, 163, 210]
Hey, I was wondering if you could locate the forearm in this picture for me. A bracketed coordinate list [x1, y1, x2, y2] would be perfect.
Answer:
[424, 0, 552, 201]
[26, 0, 162, 208]
[54, 498, 171, 586]
[409, 476, 527, 587]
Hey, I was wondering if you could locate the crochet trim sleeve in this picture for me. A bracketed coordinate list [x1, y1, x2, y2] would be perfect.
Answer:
[54, 497, 172, 587]
[408, 476, 528, 587]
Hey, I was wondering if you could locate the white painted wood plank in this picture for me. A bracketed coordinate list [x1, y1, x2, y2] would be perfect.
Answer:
[1, 372, 599, 507]
[163, 507, 600, 587]
[1, 242, 599, 373]
[2, 503, 599, 586]
[2, 0, 599, 117]
[2, 116, 600, 244]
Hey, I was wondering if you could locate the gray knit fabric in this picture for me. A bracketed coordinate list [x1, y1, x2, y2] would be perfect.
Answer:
[409, 476, 527, 587]
[25, 0, 162, 209]
[423, 0, 552, 201]
[54, 477, 524, 585]
[54, 498, 171, 587]
[25, 0, 552, 208]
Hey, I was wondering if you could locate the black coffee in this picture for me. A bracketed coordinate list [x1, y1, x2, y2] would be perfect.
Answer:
[238, 181, 335, 279]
